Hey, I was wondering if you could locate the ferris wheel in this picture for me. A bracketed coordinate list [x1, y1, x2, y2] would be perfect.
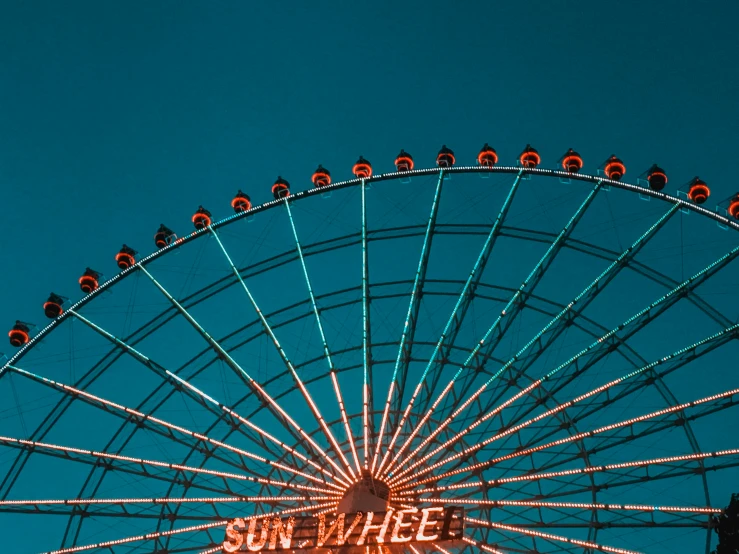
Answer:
[2, 143, 739, 554]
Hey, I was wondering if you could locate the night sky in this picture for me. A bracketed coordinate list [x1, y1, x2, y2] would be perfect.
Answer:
[1, 2, 739, 553]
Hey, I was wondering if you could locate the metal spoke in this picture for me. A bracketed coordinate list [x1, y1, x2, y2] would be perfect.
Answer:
[282, 199, 360, 476]
[429, 497, 721, 515]
[372, 169, 445, 473]
[398, 448, 739, 496]
[0, 495, 338, 519]
[67, 309, 340, 486]
[440, 238, 739, 480]
[389, 204, 714, 482]
[5, 364, 337, 488]
[138, 264, 353, 484]
[0, 435, 256, 490]
[466, 516, 641, 554]
[384, 178, 597, 477]
[361, 178, 374, 470]
[398, 385, 739, 487]
[41, 503, 333, 554]
[393, 322, 739, 483]
[379, 170, 525, 477]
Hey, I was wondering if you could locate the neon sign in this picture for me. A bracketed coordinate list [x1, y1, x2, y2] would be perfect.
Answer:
[223, 506, 465, 552]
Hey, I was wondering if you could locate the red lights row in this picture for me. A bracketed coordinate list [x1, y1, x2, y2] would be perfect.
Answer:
[6, 146, 736, 348]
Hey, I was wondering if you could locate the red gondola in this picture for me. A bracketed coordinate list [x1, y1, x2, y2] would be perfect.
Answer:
[116, 245, 136, 270]
[604, 155, 626, 181]
[79, 268, 101, 294]
[272, 176, 291, 199]
[688, 177, 710, 204]
[647, 164, 668, 191]
[519, 144, 541, 168]
[562, 148, 583, 173]
[231, 190, 252, 213]
[43, 293, 64, 319]
[312, 165, 331, 187]
[8, 321, 30, 347]
[395, 150, 414, 172]
[729, 196, 739, 219]
[192, 206, 212, 230]
[477, 144, 498, 167]
[353, 157, 372, 178]
[154, 225, 175, 248]
[436, 145, 455, 167]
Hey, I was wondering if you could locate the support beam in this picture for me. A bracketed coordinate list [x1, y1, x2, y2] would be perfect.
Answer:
[372, 169, 445, 473]
[138, 265, 352, 485]
[282, 200, 360, 476]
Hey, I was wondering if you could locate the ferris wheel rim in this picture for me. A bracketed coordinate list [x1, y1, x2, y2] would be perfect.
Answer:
[2, 165, 737, 374]
[2, 165, 737, 554]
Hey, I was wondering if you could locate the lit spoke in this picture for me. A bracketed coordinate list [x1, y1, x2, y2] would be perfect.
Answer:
[392, 203, 681, 476]
[384, 177, 596, 477]
[0, 495, 336, 505]
[5, 364, 334, 487]
[399, 386, 739, 487]
[68, 309, 344, 487]
[399, 450, 739, 495]
[392, 322, 739, 484]
[396, 205, 679, 477]
[282, 200, 360, 477]
[466, 516, 642, 554]
[166, 370, 346, 489]
[391, 225, 739, 485]
[0, 435, 258, 486]
[209, 225, 357, 479]
[372, 170, 445, 474]
[42, 521, 228, 554]
[138, 265, 353, 484]
[379, 170, 526, 477]
[42, 503, 335, 554]
[462, 536, 506, 554]
[361, 177, 373, 470]
[425, 497, 722, 514]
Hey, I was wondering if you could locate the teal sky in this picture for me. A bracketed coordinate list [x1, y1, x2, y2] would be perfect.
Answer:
[2, 2, 739, 553]
[2, 1, 738, 317]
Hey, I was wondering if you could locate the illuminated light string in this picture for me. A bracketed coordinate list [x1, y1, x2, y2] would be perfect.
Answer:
[391, 322, 739, 486]
[389, 203, 681, 478]
[382, 375, 458, 478]
[0, 434, 312, 489]
[0, 496, 340, 506]
[210, 222, 359, 479]
[462, 536, 506, 554]
[66, 309, 345, 489]
[466, 517, 643, 554]
[397, 448, 739, 495]
[283, 200, 362, 476]
[432, 542, 453, 554]
[165, 369, 348, 490]
[361, 178, 372, 470]
[198, 547, 224, 554]
[371, 170, 445, 475]
[43, 503, 335, 554]
[139, 265, 355, 485]
[4, 166, 738, 381]
[6, 365, 331, 488]
[390, 232, 737, 486]
[42, 520, 228, 554]
[424, 497, 722, 514]
[398, 387, 739, 488]
[382, 175, 592, 478]
[378, 171, 525, 477]
[255, 479, 339, 496]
